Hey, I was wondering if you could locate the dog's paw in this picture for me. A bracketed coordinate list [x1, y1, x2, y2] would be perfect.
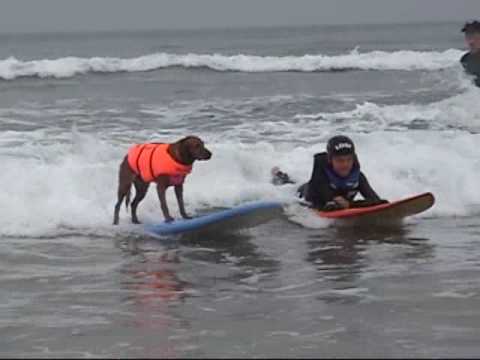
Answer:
[165, 216, 175, 223]
[181, 214, 193, 220]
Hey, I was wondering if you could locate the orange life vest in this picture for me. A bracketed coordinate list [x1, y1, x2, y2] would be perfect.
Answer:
[127, 143, 192, 183]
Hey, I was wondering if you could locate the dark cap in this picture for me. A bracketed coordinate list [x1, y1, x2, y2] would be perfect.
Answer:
[462, 21, 480, 34]
[327, 135, 355, 158]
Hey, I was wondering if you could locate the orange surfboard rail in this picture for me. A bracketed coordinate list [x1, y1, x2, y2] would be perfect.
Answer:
[316, 192, 435, 219]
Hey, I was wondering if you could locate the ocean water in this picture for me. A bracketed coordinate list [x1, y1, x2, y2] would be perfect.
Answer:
[1, 22, 480, 358]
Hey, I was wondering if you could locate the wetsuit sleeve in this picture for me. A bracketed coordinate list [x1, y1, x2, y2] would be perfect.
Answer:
[460, 53, 469, 69]
[460, 53, 480, 87]
[306, 155, 334, 208]
[358, 172, 381, 201]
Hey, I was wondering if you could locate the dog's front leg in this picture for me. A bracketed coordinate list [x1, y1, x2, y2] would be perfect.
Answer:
[156, 182, 174, 223]
[175, 185, 191, 219]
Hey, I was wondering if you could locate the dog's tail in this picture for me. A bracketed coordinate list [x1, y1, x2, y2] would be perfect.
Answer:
[125, 186, 131, 213]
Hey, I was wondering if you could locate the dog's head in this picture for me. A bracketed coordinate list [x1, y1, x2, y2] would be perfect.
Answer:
[178, 136, 212, 162]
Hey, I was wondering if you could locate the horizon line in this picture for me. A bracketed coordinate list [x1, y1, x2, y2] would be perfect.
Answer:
[0, 19, 465, 36]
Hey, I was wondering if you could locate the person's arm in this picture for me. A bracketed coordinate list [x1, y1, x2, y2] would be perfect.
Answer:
[460, 53, 480, 87]
[306, 155, 335, 208]
[460, 53, 469, 70]
[358, 172, 381, 202]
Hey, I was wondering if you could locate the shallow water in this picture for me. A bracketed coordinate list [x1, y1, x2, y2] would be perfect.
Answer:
[2, 217, 480, 358]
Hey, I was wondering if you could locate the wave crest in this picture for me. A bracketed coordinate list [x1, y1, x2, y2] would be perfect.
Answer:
[0, 48, 464, 80]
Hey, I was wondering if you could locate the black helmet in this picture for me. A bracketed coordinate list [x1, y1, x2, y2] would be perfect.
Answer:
[327, 135, 355, 158]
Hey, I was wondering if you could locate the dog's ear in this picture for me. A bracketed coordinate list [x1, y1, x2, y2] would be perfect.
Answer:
[179, 135, 202, 145]
[179, 136, 211, 162]
[176, 136, 199, 165]
[180, 136, 204, 154]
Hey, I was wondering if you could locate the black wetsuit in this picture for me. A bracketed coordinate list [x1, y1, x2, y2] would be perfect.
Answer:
[461, 52, 480, 87]
[300, 152, 381, 209]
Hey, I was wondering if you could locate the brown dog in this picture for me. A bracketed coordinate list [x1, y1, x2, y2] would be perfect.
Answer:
[113, 136, 212, 225]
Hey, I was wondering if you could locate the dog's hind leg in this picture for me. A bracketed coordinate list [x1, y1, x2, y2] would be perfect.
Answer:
[113, 157, 135, 225]
[131, 178, 150, 224]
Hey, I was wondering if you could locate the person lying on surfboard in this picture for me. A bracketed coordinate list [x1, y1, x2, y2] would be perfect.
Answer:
[272, 135, 388, 211]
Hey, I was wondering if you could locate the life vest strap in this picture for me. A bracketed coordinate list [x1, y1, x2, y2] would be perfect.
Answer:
[149, 144, 161, 181]
[135, 145, 148, 182]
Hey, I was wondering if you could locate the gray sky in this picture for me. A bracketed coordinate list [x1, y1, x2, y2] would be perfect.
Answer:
[0, 0, 478, 33]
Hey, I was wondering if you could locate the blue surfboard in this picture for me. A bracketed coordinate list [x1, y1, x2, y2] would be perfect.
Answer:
[144, 201, 283, 236]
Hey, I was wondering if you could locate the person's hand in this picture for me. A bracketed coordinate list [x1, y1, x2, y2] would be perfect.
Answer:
[323, 201, 342, 211]
[334, 196, 350, 209]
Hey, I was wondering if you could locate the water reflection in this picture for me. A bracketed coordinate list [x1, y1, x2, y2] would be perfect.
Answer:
[114, 228, 280, 357]
[117, 227, 280, 298]
[179, 230, 280, 279]
[306, 224, 434, 284]
[117, 239, 186, 357]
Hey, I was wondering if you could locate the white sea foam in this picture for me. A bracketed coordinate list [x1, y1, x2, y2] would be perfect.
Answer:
[0, 48, 464, 80]
[2, 75, 480, 237]
[1, 125, 480, 237]
[294, 84, 480, 133]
